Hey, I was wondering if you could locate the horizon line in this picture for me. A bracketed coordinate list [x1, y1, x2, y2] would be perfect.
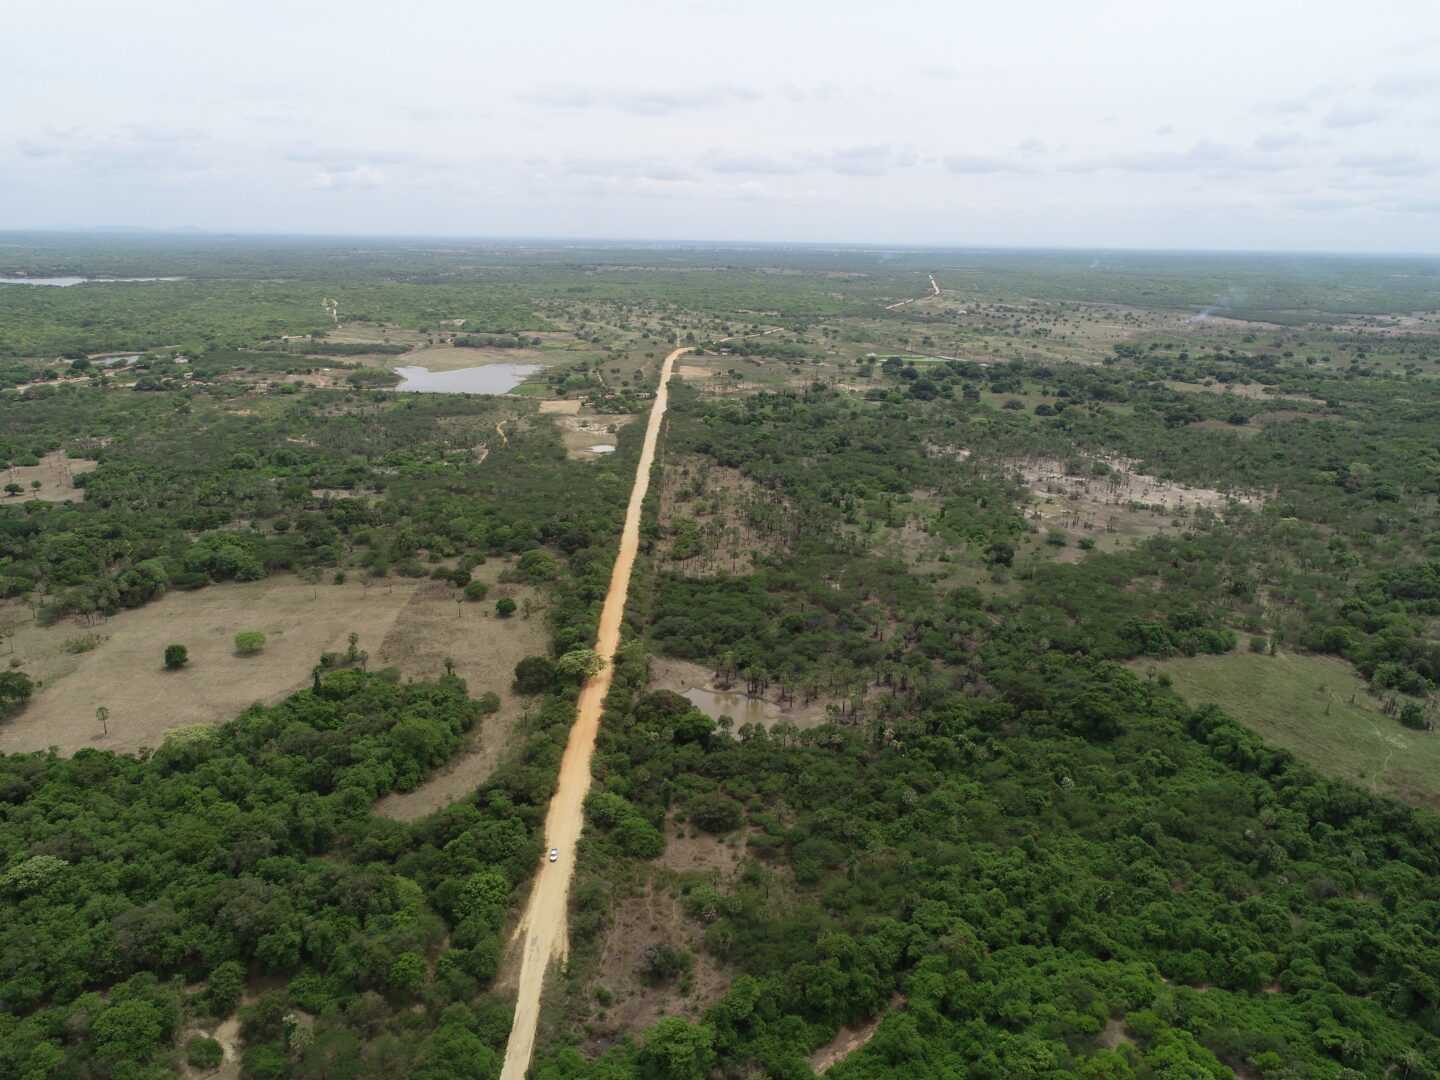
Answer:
[0, 227, 1436, 261]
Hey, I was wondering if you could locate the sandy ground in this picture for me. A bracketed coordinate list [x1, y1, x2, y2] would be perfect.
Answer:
[581, 877, 732, 1055]
[0, 577, 419, 757]
[676, 365, 715, 380]
[808, 996, 905, 1074]
[1, 451, 96, 503]
[1014, 456, 1262, 553]
[1163, 379, 1325, 405]
[538, 399, 582, 414]
[499, 346, 691, 1080]
[552, 413, 634, 459]
[0, 562, 542, 759]
[372, 574, 547, 820]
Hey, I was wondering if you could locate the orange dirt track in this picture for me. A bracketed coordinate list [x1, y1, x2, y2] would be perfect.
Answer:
[499, 345, 691, 1080]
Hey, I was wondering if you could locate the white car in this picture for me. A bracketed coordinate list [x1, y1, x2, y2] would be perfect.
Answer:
[548, 848, 559, 863]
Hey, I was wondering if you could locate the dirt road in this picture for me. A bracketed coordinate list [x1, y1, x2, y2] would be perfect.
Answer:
[884, 273, 940, 309]
[499, 345, 691, 1080]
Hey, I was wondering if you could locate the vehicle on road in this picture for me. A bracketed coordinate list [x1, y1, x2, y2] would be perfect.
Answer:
[548, 848, 559, 862]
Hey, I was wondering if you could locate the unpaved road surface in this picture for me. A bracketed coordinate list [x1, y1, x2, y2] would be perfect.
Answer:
[499, 346, 691, 1080]
[884, 273, 940, 309]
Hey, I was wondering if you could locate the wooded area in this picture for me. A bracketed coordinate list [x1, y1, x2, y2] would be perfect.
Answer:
[2, 235, 1439, 1080]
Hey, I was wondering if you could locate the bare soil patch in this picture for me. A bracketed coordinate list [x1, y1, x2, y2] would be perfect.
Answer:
[808, 995, 905, 1075]
[552, 412, 634, 459]
[579, 876, 730, 1057]
[538, 399, 582, 414]
[179, 1015, 241, 1080]
[0, 560, 542, 762]
[1012, 456, 1261, 551]
[655, 456, 786, 576]
[1098, 1016, 1134, 1051]
[2, 451, 96, 503]
[656, 811, 747, 884]
[1163, 379, 1325, 405]
[676, 365, 715, 380]
[372, 568, 548, 820]
[0, 576, 421, 757]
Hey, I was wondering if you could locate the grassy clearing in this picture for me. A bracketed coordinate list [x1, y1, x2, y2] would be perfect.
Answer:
[1142, 650, 1440, 809]
[0, 560, 545, 762]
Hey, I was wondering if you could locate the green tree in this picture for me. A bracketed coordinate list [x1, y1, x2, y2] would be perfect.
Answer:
[495, 597, 517, 617]
[206, 961, 244, 1017]
[556, 648, 603, 682]
[463, 579, 489, 602]
[686, 791, 743, 833]
[163, 644, 188, 669]
[636, 1018, 716, 1080]
[234, 631, 267, 655]
[0, 669, 35, 714]
[516, 549, 557, 582]
[389, 952, 428, 997]
[513, 656, 556, 695]
[186, 1036, 223, 1069]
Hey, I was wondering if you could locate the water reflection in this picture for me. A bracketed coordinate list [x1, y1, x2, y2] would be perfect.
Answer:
[683, 686, 782, 727]
[0, 277, 181, 287]
[392, 363, 541, 395]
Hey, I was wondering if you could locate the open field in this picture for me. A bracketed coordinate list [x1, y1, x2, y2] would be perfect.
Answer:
[0, 575, 420, 756]
[1141, 650, 1440, 809]
[0, 562, 544, 760]
[1016, 455, 1260, 552]
[578, 864, 733, 1058]
[371, 569, 548, 820]
[2, 450, 95, 502]
[551, 410, 633, 458]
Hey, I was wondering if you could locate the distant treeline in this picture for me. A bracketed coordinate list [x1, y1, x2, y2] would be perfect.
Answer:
[258, 342, 413, 357]
[453, 334, 539, 349]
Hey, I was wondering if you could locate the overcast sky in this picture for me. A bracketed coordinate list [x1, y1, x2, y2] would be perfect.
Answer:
[4, 0, 1439, 252]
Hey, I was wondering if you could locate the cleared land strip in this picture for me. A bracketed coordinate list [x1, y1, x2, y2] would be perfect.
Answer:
[884, 272, 941, 309]
[499, 345, 692, 1080]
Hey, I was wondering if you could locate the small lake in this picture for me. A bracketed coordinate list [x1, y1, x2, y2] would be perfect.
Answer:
[683, 687, 783, 727]
[0, 277, 182, 287]
[392, 363, 541, 395]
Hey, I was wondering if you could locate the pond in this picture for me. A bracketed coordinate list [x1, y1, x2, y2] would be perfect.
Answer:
[0, 277, 182, 287]
[683, 686, 783, 727]
[392, 363, 541, 395]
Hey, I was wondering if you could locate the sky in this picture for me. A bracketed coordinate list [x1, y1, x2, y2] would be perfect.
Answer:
[4, 0, 1439, 252]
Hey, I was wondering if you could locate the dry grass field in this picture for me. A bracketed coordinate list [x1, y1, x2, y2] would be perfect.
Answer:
[1015, 456, 1261, 553]
[0, 560, 546, 764]
[2, 451, 96, 503]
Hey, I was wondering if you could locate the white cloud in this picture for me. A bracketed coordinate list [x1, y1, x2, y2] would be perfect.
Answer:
[817, 144, 915, 177]
[705, 153, 805, 175]
[944, 153, 1034, 174]
[1372, 73, 1440, 97]
[311, 166, 383, 190]
[524, 85, 762, 116]
[1337, 152, 1433, 176]
[1321, 105, 1390, 129]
